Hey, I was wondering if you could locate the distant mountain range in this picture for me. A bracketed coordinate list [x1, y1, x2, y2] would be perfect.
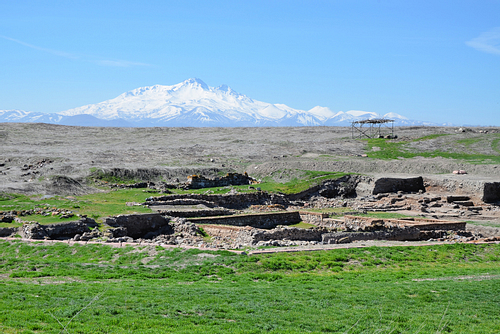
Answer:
[0, 78, 438, 127]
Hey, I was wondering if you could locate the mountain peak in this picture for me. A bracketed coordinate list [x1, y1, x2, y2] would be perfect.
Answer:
[179, 78, 209, 90]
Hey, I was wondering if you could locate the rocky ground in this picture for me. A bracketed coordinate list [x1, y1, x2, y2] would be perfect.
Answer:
[1, 123, 500, 195]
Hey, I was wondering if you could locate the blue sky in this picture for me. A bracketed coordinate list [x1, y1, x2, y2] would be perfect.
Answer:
[1, 0, 499, 125]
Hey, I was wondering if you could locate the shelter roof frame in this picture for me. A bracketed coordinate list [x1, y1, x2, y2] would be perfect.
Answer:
[351, 119, 395, 139]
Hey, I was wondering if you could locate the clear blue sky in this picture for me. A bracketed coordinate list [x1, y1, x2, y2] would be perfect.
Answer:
[1, 0, 499, 125]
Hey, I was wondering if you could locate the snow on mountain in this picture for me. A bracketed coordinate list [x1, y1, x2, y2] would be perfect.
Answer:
[58, 78, 323, 126]
[345, 110, 379, 118]
[1, 78, 433, 127]
[0, 109, 64, 123]
[307, 106, 337, 121]
[384, 112, 407, 120]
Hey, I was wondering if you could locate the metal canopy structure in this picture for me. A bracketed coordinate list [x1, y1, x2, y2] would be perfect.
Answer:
[351, 118, 395, 139]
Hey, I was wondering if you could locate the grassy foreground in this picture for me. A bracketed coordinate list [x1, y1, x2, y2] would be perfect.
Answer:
[1, 241, 499, 333]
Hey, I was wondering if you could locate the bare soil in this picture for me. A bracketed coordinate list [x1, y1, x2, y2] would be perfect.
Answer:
[1, 123, 499, 194]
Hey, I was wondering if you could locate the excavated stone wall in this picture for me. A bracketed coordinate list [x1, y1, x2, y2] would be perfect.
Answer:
[199, 224, 250, 240]
[103, 213, 171, 239]
[186, 172, 256, 189]
[21, 218, 98, 239]
[187, 211, 301, 228]
[483, 182, 500, 203]
[155, 209, 234, 218]
[0, 226, 18, 237]
[322, 228, 422, 244]
[372, 176, 425, 194]
[339, 215, 466, 232]
[146, 192, 290, 209]
[298, 211, 329, 224]
[239, 226, 329, 244]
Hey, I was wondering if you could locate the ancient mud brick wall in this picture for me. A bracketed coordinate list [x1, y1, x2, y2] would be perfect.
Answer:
[187, 211, 301, 228]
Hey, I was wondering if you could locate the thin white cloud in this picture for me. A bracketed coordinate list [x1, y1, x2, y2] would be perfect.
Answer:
[0, 35, 76, 58]
[465, 27, 500, 55]
[0, 35, 151, 67]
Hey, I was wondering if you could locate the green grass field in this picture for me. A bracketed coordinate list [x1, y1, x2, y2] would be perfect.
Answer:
[0, 190, 157, 227]
[1, 240, 499, 333]
[365, 133, 500, 164]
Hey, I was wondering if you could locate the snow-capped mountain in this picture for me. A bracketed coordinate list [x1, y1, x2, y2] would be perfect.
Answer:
[59, 78, 325, 127]
[1, 78, 430, 127]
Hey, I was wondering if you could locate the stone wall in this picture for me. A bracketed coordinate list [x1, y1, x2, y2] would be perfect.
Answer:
[483, 182, 500, 203]
[338, 215, 466, 232]
[298, 211, 329, 224]
[146, 192, 290, 209]
[199, 224, 250, 240]
[156, 209, 234, 218]
[322, 228, 422, 244]
[0, 226, 18, 237]
[199, 224, 329, 246]
[103, 213, 171, 239]
[372, 177, 425, 194]
[187, 211, 301, 228]
[186, 172, 257, 189]
[21, 218, 98, 239]
[242, 226, 329, 244]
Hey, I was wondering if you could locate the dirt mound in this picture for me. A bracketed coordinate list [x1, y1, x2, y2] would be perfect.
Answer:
[47, 175, 93, 196]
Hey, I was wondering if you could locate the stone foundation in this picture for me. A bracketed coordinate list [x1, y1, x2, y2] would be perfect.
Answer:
[298, 211, 329, 225]
[103, 213, 171, 239]
[187, 211, 301, 228]
[186, 172, 257, 189]
[322, 229, 422, 244]
[0, 226, 18, 237]
[338, 215, 466, 232]
[146, 192, 290, 209]
[20, 218, 98, 240]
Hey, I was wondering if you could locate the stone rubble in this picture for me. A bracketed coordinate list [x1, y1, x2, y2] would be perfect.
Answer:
[1, 174, 499, 249]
